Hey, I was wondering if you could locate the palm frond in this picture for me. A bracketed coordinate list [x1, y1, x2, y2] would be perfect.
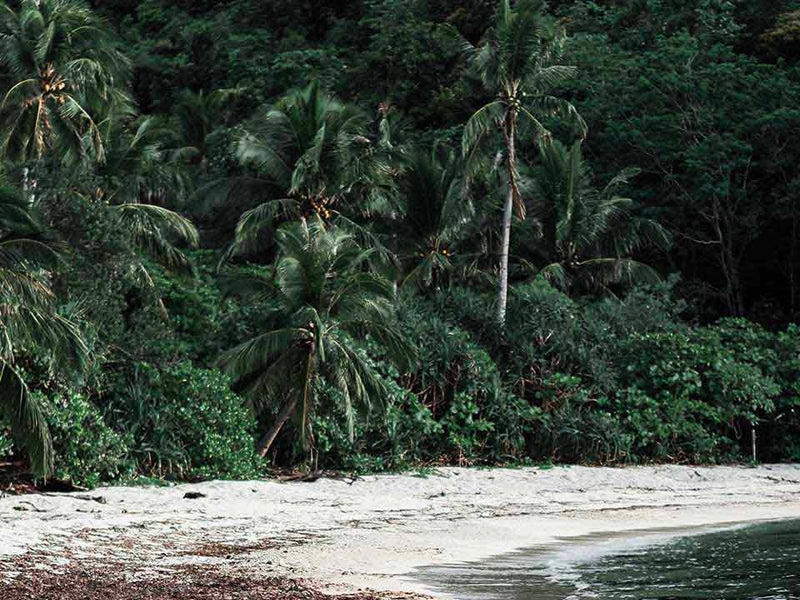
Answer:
[462, 101, 505, 161]
[221, 197, 299, 263]
[0, 361, 52, 477]
[113, 203, 198, 272]
[218, 327, 306, 382]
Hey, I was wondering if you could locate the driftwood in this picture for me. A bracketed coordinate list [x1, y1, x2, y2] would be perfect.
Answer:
[276, 470, 363, 485]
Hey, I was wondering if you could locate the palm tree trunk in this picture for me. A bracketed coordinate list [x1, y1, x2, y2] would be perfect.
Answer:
[255, 396, 298, 457]
[300, 348, 315, 449]
[496, 113, 517, 327]
[22, 166, 36, 208]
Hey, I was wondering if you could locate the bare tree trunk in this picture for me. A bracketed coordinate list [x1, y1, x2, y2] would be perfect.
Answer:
[300, 349, 315, 447]
[709, 196, 745, 317]
[255, 396, 298, 458]
[496, 114, 517, 327]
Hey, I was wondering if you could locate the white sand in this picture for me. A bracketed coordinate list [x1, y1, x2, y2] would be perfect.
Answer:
[2, 464, 800, 596]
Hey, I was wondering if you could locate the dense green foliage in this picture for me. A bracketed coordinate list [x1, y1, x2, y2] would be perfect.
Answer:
[1, 0, 799, 486]
[105, 362, 261, 480]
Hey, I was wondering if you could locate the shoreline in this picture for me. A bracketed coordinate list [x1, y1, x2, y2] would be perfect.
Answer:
[415, 517, 799, 599]
[2, 464, 800, 598]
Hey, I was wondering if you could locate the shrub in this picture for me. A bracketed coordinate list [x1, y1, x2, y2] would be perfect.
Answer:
[392, 295, 531, 464]
[39, 389, 133, 488]
[613, 328, 779, 462]
[147, 252, 269, 366]
[703, 319, 800, 461]
[106, 362, 262, 480]
[312, 378, 442, 472]
[524, 372, 633, 464]
[768, 325, 800, 461]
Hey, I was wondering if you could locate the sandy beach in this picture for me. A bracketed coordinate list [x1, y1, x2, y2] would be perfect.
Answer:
[2, 464, 800, 598]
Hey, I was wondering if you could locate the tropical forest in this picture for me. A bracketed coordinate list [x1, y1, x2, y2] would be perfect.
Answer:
[2, 0, 800, 489]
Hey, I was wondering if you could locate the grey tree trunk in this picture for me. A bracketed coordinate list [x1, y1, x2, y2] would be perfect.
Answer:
[255, 396, 298, 458]
[22, 166, 37, 208]
[496, 115, 517, 327]
[496, 183, 514, 326]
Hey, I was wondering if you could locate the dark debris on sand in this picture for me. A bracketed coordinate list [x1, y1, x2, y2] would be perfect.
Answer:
[0, 564, 399, 600]
[180, 539, 280, 558]
[0, 549, 428, 600]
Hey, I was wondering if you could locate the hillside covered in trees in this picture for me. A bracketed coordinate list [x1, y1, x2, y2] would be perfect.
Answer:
[2, 0, 800, 486]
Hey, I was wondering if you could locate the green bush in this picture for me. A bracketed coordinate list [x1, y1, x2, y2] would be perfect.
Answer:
[524, 372, 633, 464]
[769, 325, 800, 461]
[613, 328, 778, 462]
[448, 283, 784, 465]
[312, 378, 442, 472]
[106, 362, 262, 480]
[701, 319, 800, 461]
[147, 252, 269, 366]
[39, 389, 133, 488]
[392, 295, 532, 464]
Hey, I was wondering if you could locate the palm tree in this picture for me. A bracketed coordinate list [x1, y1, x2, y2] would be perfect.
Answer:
[96, 118, 190, 205]
[221, 82, 399, 261]
[170, 87, 243, 168]
[0, 184, 88, 477]
[392, 144, 474, 289]
[95, 117, 198, 268]
[462, 0, 586, 326]
[53, 115, 199, 314]
[0, 0, 130, 166]
[218, 218, 413, 458]
[530, 139, 671, 295]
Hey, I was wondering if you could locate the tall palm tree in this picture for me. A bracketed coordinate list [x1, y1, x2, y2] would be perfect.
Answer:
[222, 82, 399, 261]
[218, 218, 413, 458]
[96, 117, 190, 205]
[0, 0, 130, 165]
[530, 139, 671, 295]
[462, 0, 586, 326]
[0, 184, 88, 477]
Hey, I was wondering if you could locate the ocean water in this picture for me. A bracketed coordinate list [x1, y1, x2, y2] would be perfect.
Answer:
[416, 519, 800, 600]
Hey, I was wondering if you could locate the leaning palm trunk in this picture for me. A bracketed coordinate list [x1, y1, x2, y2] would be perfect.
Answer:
[255, 396, 298, 457]
[256, 346, 315, 457]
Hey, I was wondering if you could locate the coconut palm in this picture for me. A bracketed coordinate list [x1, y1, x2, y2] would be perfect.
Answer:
[391, 144, 475, 289]
[218, 218, 413, 458]
[0, 184, 88, 477]
[462, 0, 586, 326]
[98, 117, 198, 269]
[529, 139, 671, 295]
[53, 114, 199, 317]
[95, 118, 190, 204]
[221, 82, 399, 261]
[171, 87, 243, 168]
[45, 112, 199, 285]
[0, 0, 130, 164]
[101, 158, 197, 320]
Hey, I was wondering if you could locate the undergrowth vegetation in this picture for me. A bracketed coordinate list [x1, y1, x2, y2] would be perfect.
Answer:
[1, 0, 799, 486]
